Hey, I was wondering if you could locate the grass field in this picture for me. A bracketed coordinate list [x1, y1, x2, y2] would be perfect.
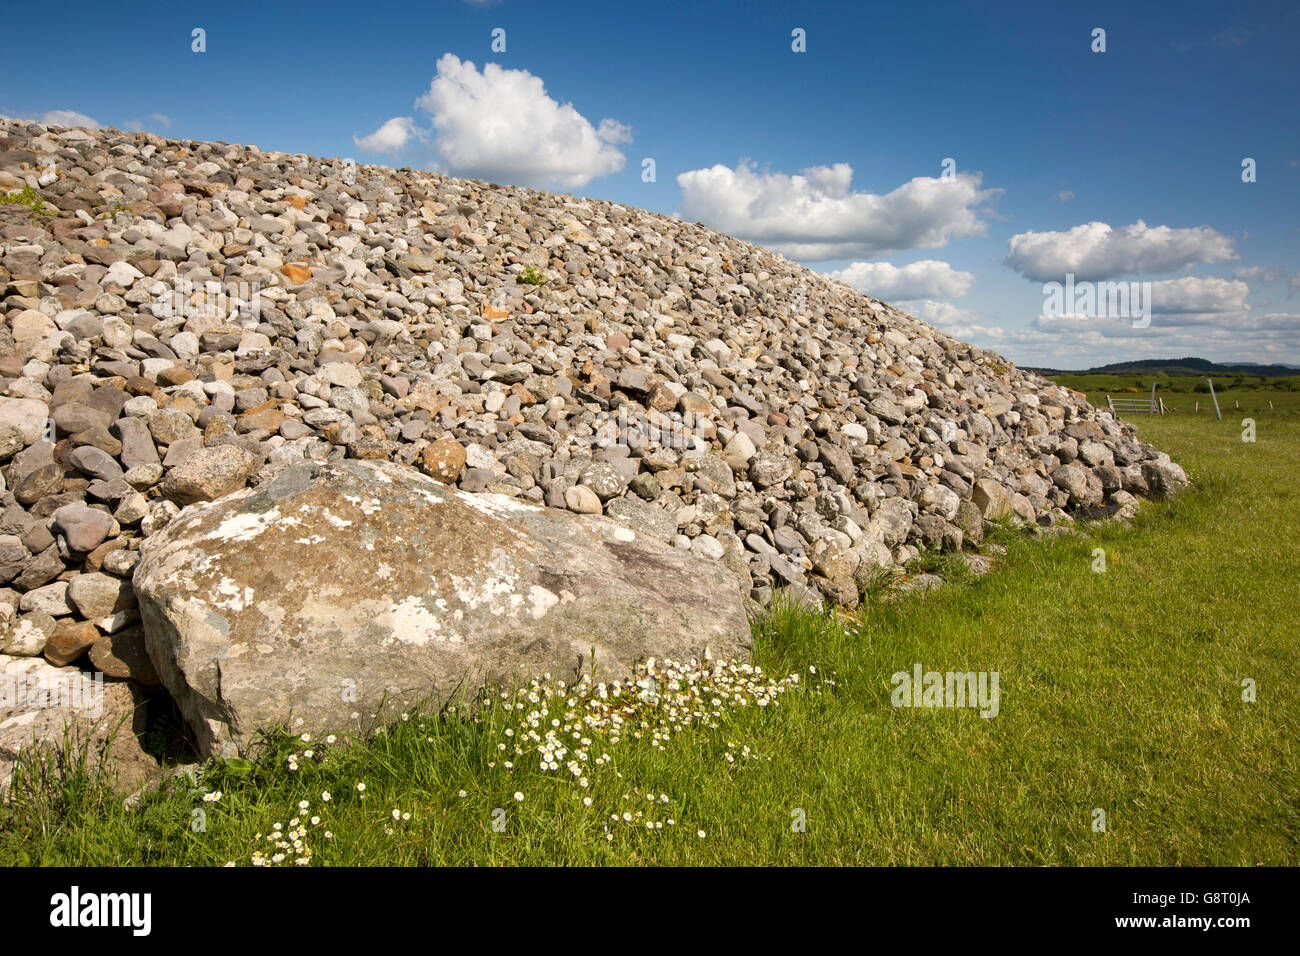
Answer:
[1, 393, 1297, 866]
[1053, 370, 1300, 411]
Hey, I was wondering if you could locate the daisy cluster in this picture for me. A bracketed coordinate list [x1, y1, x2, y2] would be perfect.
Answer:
[480, 654, 806, 838]
[489, 653, 800, 775]
[599, 787, 682, 841]
[245, 796, 333, 867]
[219, 659, 818, 863]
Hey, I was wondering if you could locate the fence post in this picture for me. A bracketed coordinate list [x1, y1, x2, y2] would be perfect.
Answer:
[1207, 378, 1222, 421]
[1150, 382, 1157, 414]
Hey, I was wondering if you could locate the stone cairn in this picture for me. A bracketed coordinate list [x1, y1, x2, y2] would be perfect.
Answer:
[0, 116, 1188, 699]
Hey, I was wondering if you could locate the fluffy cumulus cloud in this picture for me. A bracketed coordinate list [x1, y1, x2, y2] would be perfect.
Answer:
[1032, 276, 1251, 328]
[353, 116, 423, 156]
[1004, 220, 1238, 282]
[826, 259, 975, 300]
[1150, 277, 1250, 316]
[675, 162, 999, 261]
[414, 53, 628, 188]
[40, 110, 100, 129]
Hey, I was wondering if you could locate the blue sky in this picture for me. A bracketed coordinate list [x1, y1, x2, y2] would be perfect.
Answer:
[5, 0, 1299, 367]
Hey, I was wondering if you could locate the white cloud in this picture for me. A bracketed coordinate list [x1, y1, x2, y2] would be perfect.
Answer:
[1028, 277, 1250, 331]
[40, 110, 100, 129]
[1233, 266, 1284, 284]
[353, 116, 423, 155]
[1290, 273, 1300, 298]
[1055, 189, 1075, 201]
[898, 286, 1299, 368]
[894, 299, 1003, 356]
[980, 314, 1300, 369]
[675, 162, 999, 260]
[596, 118, 632, 144]
[1147, 311, 1300, 332]
[1151, 277, 1250, 315]
[1005, 220, 1238, 282]
[1244, 312, 1300, 332]
[897, 299, 1002, 341]
[827, 259, 975, 300]
[415, 53, 628, 188]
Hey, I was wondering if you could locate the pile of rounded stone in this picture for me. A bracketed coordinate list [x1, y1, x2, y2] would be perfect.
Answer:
[0, 117, 1189, 684]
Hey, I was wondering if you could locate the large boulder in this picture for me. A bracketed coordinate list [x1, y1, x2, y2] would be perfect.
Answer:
[134, 459, 750, 759]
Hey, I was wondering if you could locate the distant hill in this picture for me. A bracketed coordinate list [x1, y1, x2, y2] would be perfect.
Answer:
[1026, 357, 1300, 378]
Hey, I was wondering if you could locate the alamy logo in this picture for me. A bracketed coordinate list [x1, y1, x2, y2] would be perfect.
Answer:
[0, 670, 103, 718]
[891, 664, 1000, 718]
[49, 886, 151, 936]
[151, 276, 261, 324]
[1042, 273, 1152, 328]
[594, 406, 706, 452]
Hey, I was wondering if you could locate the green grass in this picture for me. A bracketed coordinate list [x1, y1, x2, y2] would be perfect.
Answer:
[1053, 370, 1300, 400]
[0, 186, 55, 216]
[517, 265, 546, 286]
[1087, 386, 1300, 419]
[2, 397, 1297, 866]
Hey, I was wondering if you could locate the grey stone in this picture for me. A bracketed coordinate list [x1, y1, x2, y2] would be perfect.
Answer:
[67, 571, 136, 619]
[52, 504, 115, 553]
[69, 445, 124, 481]
[134, 459, 749, 759]
[160, 445, 259, 504]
